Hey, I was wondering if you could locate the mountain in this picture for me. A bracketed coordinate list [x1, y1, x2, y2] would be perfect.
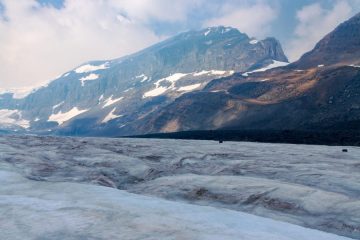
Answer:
[0, 26, 288, 135]
[117, 13, 360, 138]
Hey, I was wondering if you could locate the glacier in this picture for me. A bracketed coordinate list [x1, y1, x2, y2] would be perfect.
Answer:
[0, 135, 359, 239]
[0, 167, 351, 240]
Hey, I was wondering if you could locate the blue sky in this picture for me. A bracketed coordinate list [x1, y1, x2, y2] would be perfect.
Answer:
[0, 0, 360, 89]
[37, 0, 64, 8]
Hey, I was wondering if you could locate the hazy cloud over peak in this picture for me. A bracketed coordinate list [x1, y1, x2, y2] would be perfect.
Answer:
[203, 3, 278, 38]
[287, 0, 353, 61]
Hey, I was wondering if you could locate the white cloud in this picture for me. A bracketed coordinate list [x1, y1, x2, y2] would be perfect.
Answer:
[109, 0, 204, 23]
[0, 0, 163, 89]
[287, 0, 353, 62]
[203, 3, 277, 38]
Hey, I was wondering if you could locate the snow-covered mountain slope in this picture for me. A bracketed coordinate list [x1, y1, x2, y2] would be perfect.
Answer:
[1, 135, 359, 238]
[0, 26, 288, 135]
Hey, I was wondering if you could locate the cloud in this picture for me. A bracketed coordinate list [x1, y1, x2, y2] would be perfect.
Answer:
[286, 0, 353, 62]
[0, 1, 158, 89]
[0, 0, 173, 89]
[109, 0, 204, 23]
[203, 3, 278, 38]
[0, 0, 218, 89]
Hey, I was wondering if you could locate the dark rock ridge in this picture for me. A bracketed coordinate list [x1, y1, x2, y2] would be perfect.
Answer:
[126, 65, 360, 135]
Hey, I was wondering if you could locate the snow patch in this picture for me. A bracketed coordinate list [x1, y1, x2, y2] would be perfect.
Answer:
[52, 101, 65, 111]
[102, 96, 124, 108]
[166, 73, 188, 82]
[102, 108, 123, 123]
[242, 60, 289, 77]
[75, 62, 109, 74]
[143, 71, 234, 98]
[210, 70, 229, 75]
[193, 70, 233, 77]
[204, 28, 211, 36]
[123, 88, 133, 93]
[349, 64, 360, 68]
[193, 71, 210, 77]
[57, 72, 70, 78]
[143, 73, 188, 98]
[178, 83, 201, 92]
[136, 74, 149, 82]
[224, 27, 232, 33]
[48, 107, 88, 125]
[143, 87, 168, 98]
[0, 109, 30, 128]
[79, 74, 99, 86]
[318, 64, 325, 68]
[250, 39, 259, 45]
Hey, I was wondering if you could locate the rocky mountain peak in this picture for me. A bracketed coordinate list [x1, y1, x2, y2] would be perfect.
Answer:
[175, 26, 245, 40]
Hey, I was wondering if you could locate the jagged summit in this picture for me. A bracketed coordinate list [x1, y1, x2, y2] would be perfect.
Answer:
[169, 26, 245, 39]
[194, 26, 245, 38]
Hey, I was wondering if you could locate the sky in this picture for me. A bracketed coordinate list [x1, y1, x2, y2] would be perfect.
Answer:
[0, 0, 360, 89]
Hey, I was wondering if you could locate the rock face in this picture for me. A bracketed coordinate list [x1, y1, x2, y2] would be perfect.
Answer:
[0, 135, 359, 239]
[0, 26, 288, 135]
